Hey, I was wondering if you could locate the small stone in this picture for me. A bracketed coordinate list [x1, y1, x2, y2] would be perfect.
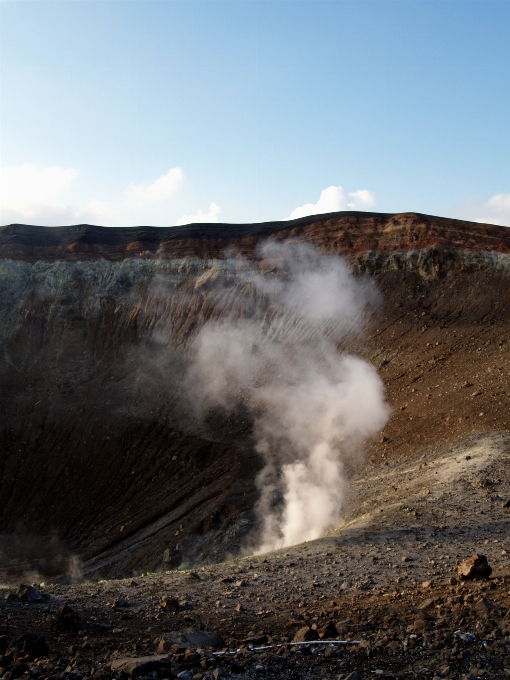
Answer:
[421, 580, 433, 589]
[318, 620, 338, 639]
[293, 626, 318, 642]
[17, 585, 44, 604]
[53, 604, 82, 633]
[413, 619, 425, 633]
[158, 629, 225, 651]
[115, 597, 130, 608]
[159, 595, 180, 611]
[177, 672, 193, 680]
[458, 554, 492, 580]
[417, 598, 434, 610]
[110, 656, 172, 678]
[474, 599, 500, 616]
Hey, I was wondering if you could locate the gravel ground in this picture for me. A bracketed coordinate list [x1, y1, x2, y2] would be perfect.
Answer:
[2, 432, 510, 680]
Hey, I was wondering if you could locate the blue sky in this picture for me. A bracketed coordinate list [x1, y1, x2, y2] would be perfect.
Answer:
[1, 0, 509, 227]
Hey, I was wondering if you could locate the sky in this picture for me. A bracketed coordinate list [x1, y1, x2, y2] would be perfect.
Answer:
[1, 0, 509, 228]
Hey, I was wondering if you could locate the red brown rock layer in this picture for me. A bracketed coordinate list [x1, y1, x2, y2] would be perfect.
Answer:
[1, 211, 509, 263]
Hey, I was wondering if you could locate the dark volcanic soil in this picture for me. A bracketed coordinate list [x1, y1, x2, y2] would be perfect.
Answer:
[1, 433, 510, 679]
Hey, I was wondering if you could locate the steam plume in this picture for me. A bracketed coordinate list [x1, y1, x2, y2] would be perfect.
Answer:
[188, 241, 389, 553]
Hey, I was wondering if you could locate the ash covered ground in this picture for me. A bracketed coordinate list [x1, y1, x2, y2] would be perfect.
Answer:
[2, 433, 510, 680]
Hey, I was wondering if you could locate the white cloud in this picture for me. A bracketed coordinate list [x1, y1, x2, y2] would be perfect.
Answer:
[128, 167, 183, 206]
[476, 193, 510, 227]
[0, 163, 78, 224]
[175, 202, 221, 226]
[288, 185, 376, 220]
[347, 189, 376, 210]
[0, 164, 191, 226]
[454, 191, 510, 228]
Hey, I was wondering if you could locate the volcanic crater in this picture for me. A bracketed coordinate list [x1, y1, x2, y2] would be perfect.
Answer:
[1, 211, 510, 680]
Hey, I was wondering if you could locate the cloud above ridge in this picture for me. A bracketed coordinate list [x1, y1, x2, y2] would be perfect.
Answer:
[0, 164, 78, 224]
[476, 193, 510, 227]
[454, 191, 510, 228]
[175, 202, 221, 226]
[129, 168, 183, 206]
[288, 185, 376, 220]
[0, 164, 189, 226]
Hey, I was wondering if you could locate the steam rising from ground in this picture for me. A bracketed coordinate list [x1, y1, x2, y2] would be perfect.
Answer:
[188, 241, 389, 553]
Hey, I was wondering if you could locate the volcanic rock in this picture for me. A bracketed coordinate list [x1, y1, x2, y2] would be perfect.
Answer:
[17, 585, 44, 603]
[474, 599, 500, 617]
[159, 595, 180, 611]
[110, 655, 172, 678]
[157, 629, 225, 651]
[319, 620, 338, 639]
[293, 626, 318, 642]
[53, 604, 82, 633]
[457, 554, 492, 580]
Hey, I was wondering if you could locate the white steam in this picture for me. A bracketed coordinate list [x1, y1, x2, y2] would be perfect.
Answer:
[188, 241, 389, 553]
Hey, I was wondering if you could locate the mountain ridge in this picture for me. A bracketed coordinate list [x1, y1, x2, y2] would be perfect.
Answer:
[1, 211, 509, 264]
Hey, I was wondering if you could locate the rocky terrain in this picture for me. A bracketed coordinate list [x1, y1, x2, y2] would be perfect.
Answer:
[1, 432, 510, 679]
[0, 211, 509, 678]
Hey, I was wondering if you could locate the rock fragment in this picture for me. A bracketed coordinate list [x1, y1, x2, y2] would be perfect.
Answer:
[158, 629, 224, 651]
[110, 655, 172, 678]
[457, 554, 492, 580]
[293, 626, 318, 642]
[318, 620, 338, 639]
[159, 595, 180, 611]
[17, 585, 45, 603]
[53, 604, 82, 633]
